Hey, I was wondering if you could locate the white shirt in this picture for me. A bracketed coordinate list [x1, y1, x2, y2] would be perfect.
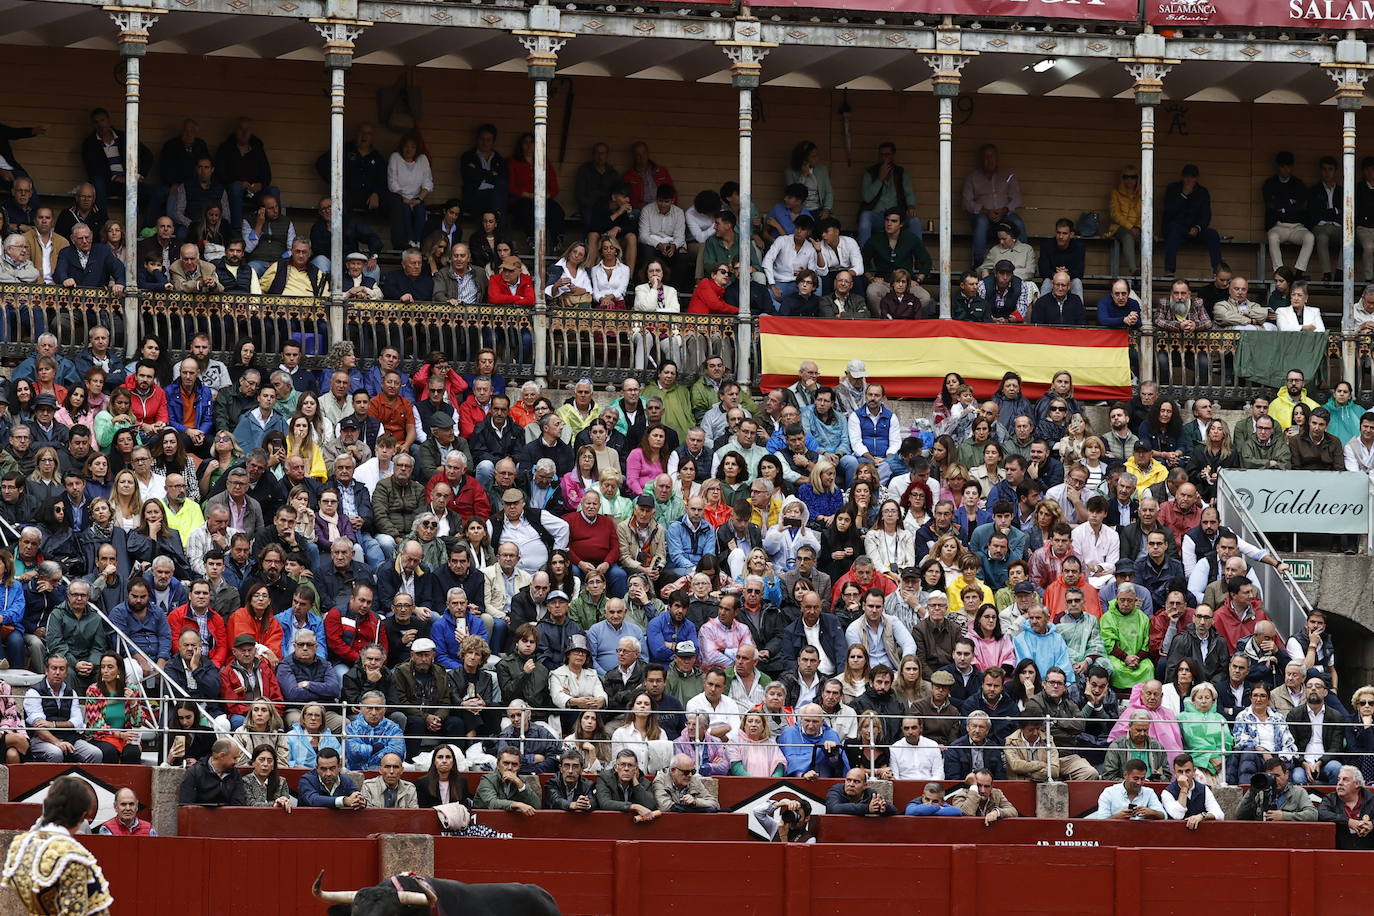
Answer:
[1276, 305, 1327, 333]
[589, 261, 630, 301]
[137, 473, 166, 503]
[638, 203, 686, 249]
[684, 206, 715, 245]
[489, 512, 570, 573]
[1303, 706, 1326, 763]
[685, 692, 743, 732]
[888, 735, 943, 781]
[803, 622, 834, 675]
[823, 235, 866, 278]
[1161, 784, 1225, 821]
[1181, 534, 1267, 575]
[354, 457, 392, 494]
[1071, 521, 1120, 589]
[387, 153, 434, 200]
[762, 235, 827, 287]
[793, 670, 822, 706]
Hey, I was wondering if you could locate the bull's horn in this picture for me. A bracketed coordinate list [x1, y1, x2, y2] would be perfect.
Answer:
[311, 870, 359, 904]
[396, 884, 438, 908]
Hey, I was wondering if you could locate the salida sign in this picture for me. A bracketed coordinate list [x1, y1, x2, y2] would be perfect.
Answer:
[1224, 470, 1369, 535]
[1148, 0, 1374, 27]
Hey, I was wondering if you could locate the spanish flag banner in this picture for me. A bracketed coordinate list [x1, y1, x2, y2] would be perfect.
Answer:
[757, 317, 1133, 399]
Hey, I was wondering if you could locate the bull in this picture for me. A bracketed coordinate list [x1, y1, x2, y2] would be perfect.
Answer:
[312, 870, 562, 916]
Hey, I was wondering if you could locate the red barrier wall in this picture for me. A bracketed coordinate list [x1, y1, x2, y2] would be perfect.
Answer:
[0, 832, 1360, 915]
[76, 836, 377, 916]
[432, 838, 1365, 916]
[7, 764, 152, 805]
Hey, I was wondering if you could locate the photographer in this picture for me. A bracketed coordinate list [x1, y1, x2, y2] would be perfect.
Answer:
[1236, 755, 1317, 822]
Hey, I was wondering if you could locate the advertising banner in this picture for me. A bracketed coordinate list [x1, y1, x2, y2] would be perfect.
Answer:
[1221, 469, 1370, 535]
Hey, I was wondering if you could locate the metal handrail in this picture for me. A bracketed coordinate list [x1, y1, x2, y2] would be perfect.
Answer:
[1215, 471, 1316, 643]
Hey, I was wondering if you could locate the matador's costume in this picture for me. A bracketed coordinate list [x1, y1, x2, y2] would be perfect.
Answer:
[1, 821, 113, 916]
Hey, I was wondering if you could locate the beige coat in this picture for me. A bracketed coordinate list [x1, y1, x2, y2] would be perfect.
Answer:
[362, 775, 418, 808]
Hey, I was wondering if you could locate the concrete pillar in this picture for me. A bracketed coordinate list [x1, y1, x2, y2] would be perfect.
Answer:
[378, 833, 435, 879]
[516, 9, 572, 388]
[150, 765, 186, 837]
[0, 765, 10, 804]
[111, 7, 159, 358]
[1035, 780, 1069, 818]
[314, 18, 368, 342]
[923, 41, 975, 320]
[718, 30, 775, 383]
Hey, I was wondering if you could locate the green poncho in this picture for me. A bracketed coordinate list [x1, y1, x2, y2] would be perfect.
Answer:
[1178, 699, 1233, 775]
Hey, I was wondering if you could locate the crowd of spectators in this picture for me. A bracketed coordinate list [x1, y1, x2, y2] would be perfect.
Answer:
[1, 115, 1372, 840]
[5, 115, 1358, 344]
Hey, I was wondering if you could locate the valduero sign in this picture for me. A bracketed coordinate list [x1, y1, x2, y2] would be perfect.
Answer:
[1223, 470, 1369, 535]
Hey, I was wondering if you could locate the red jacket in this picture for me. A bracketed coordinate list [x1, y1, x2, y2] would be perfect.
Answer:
[1213, 598, 1268, 653]
[458, 397, 491, 439]
[425, 470, 491, 520]
[563, 509, 621, 568]
[508, 159, 559, 199]
[411, 364, 469, 406]
[123, 377, 169, 425]
[219, 658, 285, 718]
[227, 608, 284, 662]
[166, 603, 229, 668]
[98, 817, 156, 836]
[487, 273, 535, 307]
[830, 570, 896, 606]
[688, 277, 737, 315]
[324, 606, 388, 667]
[622, 162, 675, 210]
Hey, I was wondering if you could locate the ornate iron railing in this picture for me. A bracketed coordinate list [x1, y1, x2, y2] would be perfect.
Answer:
[0, 284, 125, 359]
[545, 308, 738, 385]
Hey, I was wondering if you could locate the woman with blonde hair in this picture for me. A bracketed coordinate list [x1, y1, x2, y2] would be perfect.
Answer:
[109, 469, 142, 530]
[589, 235, 630, 310]
[892, 654, 931, 713]
[1027, 498, 1065, 553]
[843, 710, 892, 778]
[286, 413, 327, 482]
[797, 459, 843, 529]
[840, 644, 871, 701]
[927, 532, 965, 580]
[700, 477, 733, 528]
[231, 698, 289, 766]
[727, 710, 786, 777]
[546, 239, 592, 306]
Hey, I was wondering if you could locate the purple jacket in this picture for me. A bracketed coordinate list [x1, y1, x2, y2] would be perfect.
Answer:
[314, 512, 358, 553]
[673, 732, 730, 777]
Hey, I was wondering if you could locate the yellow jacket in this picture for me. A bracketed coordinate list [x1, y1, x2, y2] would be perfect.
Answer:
[1271, 387, 1319, 430]
[287, 439, 327, 481]
[1108, 184, 1141, 235]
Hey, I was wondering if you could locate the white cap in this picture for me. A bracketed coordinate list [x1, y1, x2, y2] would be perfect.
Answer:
[411, 637, 437, 653]
[846, 359, 867, 379]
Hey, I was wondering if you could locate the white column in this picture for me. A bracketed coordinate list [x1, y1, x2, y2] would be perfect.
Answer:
[314, 18, 366, 341]
[1325, 62, 1370, 321]
[517, 20, 572, 385]
[923, 50, 973, 319]
[719, 36, 774, 382]
[111, 8, 159, 356]
[1124, 57, 1173, 386]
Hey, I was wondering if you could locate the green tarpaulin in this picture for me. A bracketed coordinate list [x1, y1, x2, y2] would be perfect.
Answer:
[1233, 330, 1330, 389]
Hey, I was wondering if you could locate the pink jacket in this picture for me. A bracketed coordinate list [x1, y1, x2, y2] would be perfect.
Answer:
[624, 449, 665, 495]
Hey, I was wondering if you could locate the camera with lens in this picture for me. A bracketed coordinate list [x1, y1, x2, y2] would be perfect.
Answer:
[1250, 772, 1276, 811]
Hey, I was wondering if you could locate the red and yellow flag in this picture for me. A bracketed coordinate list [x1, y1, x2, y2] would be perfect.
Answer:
[757, 317, 1133, 399]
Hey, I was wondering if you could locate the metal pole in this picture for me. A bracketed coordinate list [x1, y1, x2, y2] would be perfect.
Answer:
[1139, 102, 1155, 332]
[1343, 106, 1358, 327]
[316, 20, 365, 342]
[721, 37, 772, 383]
[737, 79, 754, 379]
[114, 11, 156, 359]
[533, 74, 549, 304]
[937, 93, 953, 319]
[518, 22, 568, 386]
[329, 64, 346, 308]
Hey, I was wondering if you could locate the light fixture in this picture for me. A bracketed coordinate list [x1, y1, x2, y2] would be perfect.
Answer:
[1031, 57, 1056, 73]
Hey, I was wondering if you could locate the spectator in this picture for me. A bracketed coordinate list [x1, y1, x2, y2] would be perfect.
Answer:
[825, 766, 897, 816]
[963, 144, 1025, 266]
[1088, 758, 1166, 819]
[1162, 164, 1222, 276]
[178, 738, 247, 805]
